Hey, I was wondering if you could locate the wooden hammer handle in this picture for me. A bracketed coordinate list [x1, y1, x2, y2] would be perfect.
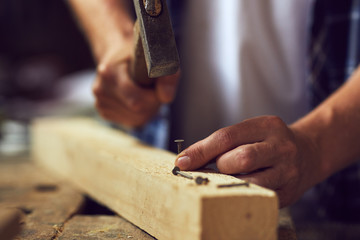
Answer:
[131, 20, 155, 88]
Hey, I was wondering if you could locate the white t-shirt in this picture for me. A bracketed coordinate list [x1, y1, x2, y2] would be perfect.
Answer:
[177, 0, 314, 144]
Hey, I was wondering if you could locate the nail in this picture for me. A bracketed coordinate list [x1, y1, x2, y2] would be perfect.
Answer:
[172, 166, 193, 180]
[195, 176, 209, 185]
[176, 156, 191, 170]
[174, 139, 184, 154]
[217, 182, 250, 188]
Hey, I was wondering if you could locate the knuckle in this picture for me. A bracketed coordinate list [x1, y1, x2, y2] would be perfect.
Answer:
[97, 63, 111, 78]
[92, 83, 102, 96]
[237, 147, 256, 168]
[214, 127, 235, 148]
[263, 115, 285, 128]
[280, 138, 298, 159]
[286, 140, 297, 158]
[189, 143, 207, 163]
[97, 63, 119, 85]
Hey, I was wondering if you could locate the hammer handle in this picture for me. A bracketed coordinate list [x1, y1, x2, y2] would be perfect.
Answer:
[131, 20, 155, 88]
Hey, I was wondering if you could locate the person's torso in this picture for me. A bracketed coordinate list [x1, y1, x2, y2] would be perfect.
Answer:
[175, 0, 313, 144]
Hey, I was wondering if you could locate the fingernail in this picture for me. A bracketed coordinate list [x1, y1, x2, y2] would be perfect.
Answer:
[176, 156, 191, 170]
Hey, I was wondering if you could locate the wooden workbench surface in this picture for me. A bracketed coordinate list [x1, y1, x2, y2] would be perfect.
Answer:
[0, 156, 296, 240]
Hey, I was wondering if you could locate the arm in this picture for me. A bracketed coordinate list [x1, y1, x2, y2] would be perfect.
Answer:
[291, 67, 360, 187]
[68, 0, 134, 63]
[68, 0, 180, 127]
[175, 66, 360, 207]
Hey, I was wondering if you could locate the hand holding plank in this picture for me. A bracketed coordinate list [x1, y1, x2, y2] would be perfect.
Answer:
[175, 116, 316, 208]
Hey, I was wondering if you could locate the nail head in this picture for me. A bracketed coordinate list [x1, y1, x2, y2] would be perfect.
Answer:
[195, 176, 209, 185]
[172, 166, 180, 175]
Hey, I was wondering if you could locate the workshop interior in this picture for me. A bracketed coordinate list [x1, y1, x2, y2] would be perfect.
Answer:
[1, 1, 360, 240]
[0, 0, 95, 155]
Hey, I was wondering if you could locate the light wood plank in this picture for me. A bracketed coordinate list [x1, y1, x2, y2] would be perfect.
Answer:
[31, 118, 278, 240]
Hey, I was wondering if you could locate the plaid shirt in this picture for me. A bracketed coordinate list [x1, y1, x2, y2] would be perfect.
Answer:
[309, 0, 360, 106]
[309, 0, 360, 222]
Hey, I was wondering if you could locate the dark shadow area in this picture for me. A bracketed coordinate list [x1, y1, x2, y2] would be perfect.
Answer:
[0, 0, 94, 121]
[80, 196, 116, 216]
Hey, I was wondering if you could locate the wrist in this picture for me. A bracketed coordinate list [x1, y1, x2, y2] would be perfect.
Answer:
[289, 122, 324, 190]
[69, 0, 135, 63]
[92, 19, 134, 63]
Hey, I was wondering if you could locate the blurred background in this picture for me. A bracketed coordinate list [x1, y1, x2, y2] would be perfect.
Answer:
[1, 1, 360, 239]
[0, 0, 96, 156]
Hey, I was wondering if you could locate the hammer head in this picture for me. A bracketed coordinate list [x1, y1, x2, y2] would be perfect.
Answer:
[133, 0, 180, 78]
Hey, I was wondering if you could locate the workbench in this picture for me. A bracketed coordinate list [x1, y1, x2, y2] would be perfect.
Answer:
[0, 154, 296, 240]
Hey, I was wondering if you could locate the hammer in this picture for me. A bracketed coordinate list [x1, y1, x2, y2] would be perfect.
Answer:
[131, 0, 180, 88]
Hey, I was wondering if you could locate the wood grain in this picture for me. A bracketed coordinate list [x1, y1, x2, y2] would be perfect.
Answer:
[0, 208, 22, 240]
[32, 118, 279, 240]
[59, 215, 155, 240]
[0, 162, 84, 239]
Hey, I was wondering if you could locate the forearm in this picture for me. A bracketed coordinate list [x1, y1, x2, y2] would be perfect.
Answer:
[68, 0, 135, 62]
[291, 66, 360, 187]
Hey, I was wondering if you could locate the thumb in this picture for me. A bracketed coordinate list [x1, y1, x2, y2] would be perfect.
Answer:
[174, 135, 225, 171]
[156, 70, 180, 103]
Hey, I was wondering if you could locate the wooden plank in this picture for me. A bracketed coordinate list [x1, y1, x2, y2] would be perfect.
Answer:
[31, 118, 278, 240]
[0, 208, 22, 240]
[59, 215, 155, 239]
[0, 161, 159, 240]
[0, 162, 85, 239]
[0, 162, 296, 240]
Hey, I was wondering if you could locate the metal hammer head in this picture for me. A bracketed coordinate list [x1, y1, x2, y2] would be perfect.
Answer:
[133, 0, 180, 78]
